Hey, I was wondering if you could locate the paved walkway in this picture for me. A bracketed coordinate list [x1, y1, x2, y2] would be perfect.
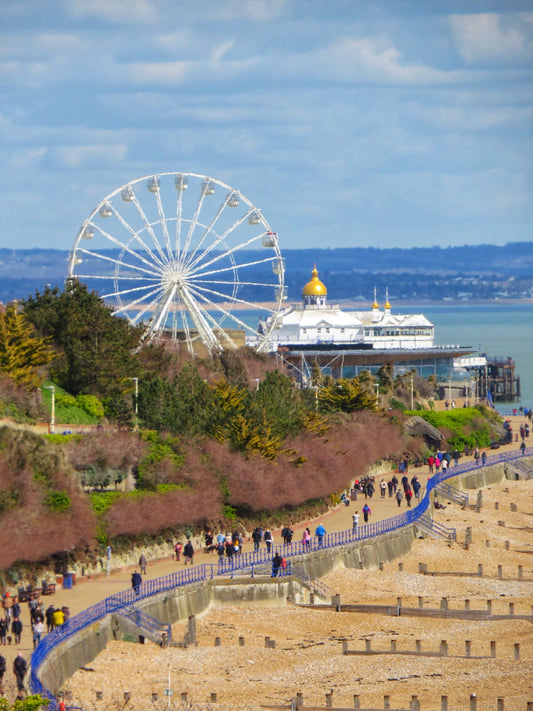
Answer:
[1, 414, 530, 687]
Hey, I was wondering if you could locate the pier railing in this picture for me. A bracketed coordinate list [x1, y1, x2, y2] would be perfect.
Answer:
[30, 445, 533, 706]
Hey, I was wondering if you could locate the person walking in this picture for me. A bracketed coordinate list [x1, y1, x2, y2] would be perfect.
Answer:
[32, 619, 44, 649]
[271, 553, 283, 577]
[396, 489, 403, 507]
[13, 653, 26, 694]
[380, 480, 387, 498]
[183, 540, 194, 565]
[362, 503, 371, 523]
[352, 510, 360, 531]
[45, 605, 55, 633]
[131, 570, 142, 596]
[0, 652, 5, 685]
[281, 525, 294, 545]
[302, 527, 311, 550]
[139, 553, 147, 575]
[315, 523, 326, 548]
[264, 530, 273, 553]
[252, 527, 262, 552]
[11, 617, 22, 645]
[405, 488, 413, 507]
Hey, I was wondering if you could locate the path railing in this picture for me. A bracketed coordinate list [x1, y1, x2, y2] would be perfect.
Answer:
[417, 514, 456, 543]
[30, 445, 533, 707]
[434, 482, 469, 507]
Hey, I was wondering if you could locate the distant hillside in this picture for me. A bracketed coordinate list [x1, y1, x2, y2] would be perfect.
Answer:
[1, 242, 532, 304]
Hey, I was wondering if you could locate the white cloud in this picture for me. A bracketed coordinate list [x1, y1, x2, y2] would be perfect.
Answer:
[314, 38, 463, 86]
[66, 0, 157, 24]
[215, 0, 290, 22]
[211, 40, 235, 64]
[449, 13, 532, 65]
[50, 144, 128, 169]
[128, 60, 189, 84]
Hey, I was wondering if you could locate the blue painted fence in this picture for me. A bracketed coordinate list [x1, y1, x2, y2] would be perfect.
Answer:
[30, 445, 532, 706]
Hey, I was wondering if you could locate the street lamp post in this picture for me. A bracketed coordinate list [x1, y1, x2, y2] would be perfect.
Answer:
[47, 386, 55, 434]
[374, 382, 379, 409]
[410, 374, 414, 410]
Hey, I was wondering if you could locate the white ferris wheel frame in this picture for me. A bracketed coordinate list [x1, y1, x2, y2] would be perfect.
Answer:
[68, 171, 286, 354]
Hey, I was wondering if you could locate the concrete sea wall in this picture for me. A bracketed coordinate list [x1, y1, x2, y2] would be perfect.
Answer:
[37, 525, 417, 694]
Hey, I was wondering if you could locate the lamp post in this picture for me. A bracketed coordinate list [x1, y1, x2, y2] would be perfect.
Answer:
[47, 386, 55, 434]
[410, 374, 414, 411]
[130, 377, 139, 430]
[374, 382, 379, 409]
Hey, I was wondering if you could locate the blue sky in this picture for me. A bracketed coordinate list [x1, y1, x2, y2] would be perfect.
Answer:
[1, 0, 532, 251]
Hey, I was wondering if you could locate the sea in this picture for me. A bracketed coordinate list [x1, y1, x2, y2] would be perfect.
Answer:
[413, 304, 532, 410]
[231, 303, 533, 409]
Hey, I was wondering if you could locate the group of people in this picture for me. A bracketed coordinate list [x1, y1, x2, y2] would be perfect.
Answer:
[0, 590, 70, 699]
[1, 592, 68, 652]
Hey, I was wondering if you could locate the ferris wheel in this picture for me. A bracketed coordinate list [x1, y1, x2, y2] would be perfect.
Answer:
[68, 172, 286, 353]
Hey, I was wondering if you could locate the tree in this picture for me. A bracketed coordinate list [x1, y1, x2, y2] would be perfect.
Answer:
[0, 303, 54, 389]
[319, 377, 376, 413]
[23, 281, 143, 401]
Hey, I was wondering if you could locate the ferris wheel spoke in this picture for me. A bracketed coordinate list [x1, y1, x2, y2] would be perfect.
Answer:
[192, 277, 282, 290]
[175, 187, 184, 260]
[178, 307, 195, 353]
[186, 216, 260, 274]
[179, 189, 208, 268]
[130, 192, 171, 267]
[148, 286, 178, 336]
[113, 283, 167, 317]
[185, 207, 261, 273]
[75, 246, 163, 280]
[184, 195, 241, 272]
[153, 186, 174, 262]
[187, 282, 276, 322]
[104, 281, 165, 301]
[186, 284, 268, 337]
[109, 203, 168, 270]
[191, 253, 281, 282]
[187, 234, 274, 278]
[177, 285, 220, 351]
[181, 287, 242, 349]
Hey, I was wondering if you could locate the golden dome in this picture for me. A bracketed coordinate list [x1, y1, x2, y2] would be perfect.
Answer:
[302, 265, 327, 297]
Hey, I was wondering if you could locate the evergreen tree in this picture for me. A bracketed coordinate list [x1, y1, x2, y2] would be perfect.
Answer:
[0, 303, 54, 389]
[23, 280, 143, 401]
[319, 377, 376, 413]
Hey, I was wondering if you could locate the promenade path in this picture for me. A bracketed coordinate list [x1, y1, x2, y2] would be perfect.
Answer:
[1, 413, 530, 687]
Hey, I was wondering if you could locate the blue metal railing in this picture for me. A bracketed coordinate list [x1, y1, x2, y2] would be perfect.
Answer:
[30, 445, 533, 707]
[434, 482, 469, 507]
[418, 514, 456, 542]
[117, 605, 171, 641]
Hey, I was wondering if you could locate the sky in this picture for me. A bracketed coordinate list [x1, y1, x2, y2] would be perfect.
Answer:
[1, 0, 532, 252]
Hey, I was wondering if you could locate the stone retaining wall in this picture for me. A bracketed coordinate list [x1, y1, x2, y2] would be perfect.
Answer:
[37, 525, 417, 694]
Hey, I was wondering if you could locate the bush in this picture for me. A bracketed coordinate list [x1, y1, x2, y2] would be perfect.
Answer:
[76, 393, 105, 419]
[415, 407, 500, 450]
[45, 490, 71, 513]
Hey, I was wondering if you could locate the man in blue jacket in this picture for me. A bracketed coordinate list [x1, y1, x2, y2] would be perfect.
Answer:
[315, 523, 326, 547]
